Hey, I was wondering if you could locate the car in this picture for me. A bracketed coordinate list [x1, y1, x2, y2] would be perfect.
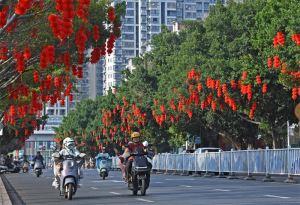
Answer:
[194, 147, 223, 154]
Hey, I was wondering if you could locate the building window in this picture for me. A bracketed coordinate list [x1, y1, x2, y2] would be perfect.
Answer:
[185, 4, 196, 11]
[125, 18, 134, 24]
[123, 26, 134, 32]
[196, 2, 202, 10]
[126, 10, 134, 16]
[167, 2, 176, 9]
[152, 17, 159, 24]
[150, 10, 160, 16]
[122, 41, 134, 48]
[123, 49, 135, 56]
[47, 109, 54, 115]
[122, 34, 134, 40]
[127, 2, 134, 8]
[167, 10, 177, 16]
[151, 26, 160, 32]
[59, 110, 65, 116]
[204, 2, 209, 11]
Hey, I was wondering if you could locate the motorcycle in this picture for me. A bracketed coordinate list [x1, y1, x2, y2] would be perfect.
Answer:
[34, 159, 43, 177]
[52, 153, 85, 200]
[22, 161, 30, 173]
[127, 149, 152, 196]
[5, 161, 21, 173]
[95, 154, 111, 180]
[0, 164, 8, 174]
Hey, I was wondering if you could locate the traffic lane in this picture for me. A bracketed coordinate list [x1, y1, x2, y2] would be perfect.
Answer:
[82, 171, 300, 205]
[4, 169, 300, 205]
[4, 170, 143, 205]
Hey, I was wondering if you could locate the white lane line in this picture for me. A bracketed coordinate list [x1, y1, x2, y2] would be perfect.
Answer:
[180, 185, 193, 188]
[90, 187, 99, 190]
[215, 189, 231, 192]
[109, 192, 121, 195]
[154, 182, 163, 184]
[264, 195, 291, 199]
[137, 198, 155, 203]
[112, 180, 124, 183]
[165, 178, 195, 181]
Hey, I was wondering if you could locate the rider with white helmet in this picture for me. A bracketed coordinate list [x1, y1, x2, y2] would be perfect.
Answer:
[52, 137, 81, 189]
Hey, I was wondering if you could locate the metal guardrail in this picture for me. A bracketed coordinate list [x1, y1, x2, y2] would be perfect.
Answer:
[111, 148, 300, 176]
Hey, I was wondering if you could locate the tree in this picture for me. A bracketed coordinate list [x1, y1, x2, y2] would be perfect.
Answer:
[0, 0, 125, 152]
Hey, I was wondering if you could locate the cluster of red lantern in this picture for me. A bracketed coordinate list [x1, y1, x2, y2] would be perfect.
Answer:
[273, 32, 285, 47]
[48, 14, 73, 41]
[107, 6, 116, 23]
[91, 47, 101, 64]
[14, 52, 25, 74]
[40, 45, 55, 68]
[15, 0, 33, 15]
[0, 6, 8, 28]
[75, 0, 90, 22]
[107, 33, 116, 55]
[75, 27, 88, 54]
[93, 25, 100, 42]
[292, 34, 300, 46]
[0, 46, 8, 61]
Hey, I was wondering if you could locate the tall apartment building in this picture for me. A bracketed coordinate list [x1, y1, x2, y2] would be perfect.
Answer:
[105, 0, 225, 93]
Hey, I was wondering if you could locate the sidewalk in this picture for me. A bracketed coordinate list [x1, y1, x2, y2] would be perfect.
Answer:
[0, 175, 12, 205]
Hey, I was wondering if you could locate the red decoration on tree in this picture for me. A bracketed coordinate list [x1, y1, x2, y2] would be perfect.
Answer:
[107, 6, 116, 22]
[292, 34, 300, 46]
[273, 32, 285, 48]
[262, 83, 267, 93]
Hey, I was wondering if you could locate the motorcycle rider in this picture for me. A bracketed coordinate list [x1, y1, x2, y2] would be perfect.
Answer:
[121, 132, 145, 182]
[33, 151, 44, 168]
[52, 137, 82, 189]
[96, 147, 110, 161]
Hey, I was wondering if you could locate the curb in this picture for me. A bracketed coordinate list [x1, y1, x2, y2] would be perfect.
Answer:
[0, 175, 12, 205]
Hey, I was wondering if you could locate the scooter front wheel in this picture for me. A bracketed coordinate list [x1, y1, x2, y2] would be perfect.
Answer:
[67, 184, 73, 200]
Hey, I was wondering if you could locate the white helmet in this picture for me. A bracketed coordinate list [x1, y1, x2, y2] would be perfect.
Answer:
[143, 141, 149, 147]
[63, 137, 75, 150]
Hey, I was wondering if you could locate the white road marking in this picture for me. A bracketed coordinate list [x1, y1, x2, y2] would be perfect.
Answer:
[90, 187, 99, 190]
[109, 192, 121, 195]
[165, 178, 195, 181]
[264, 195, 290, 199]
[137, 198, 155, 203]
[112, 180, 124, 183]
[215, 189, 231, 192]
[154, 182, 163, 184]
[180, 185, 193, 188]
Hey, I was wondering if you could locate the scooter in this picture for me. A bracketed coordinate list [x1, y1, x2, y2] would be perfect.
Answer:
[127, 149, 152, 196]
[22, 161, 29, 173]
[34, 160, 43, 177]
[52, 153, 85, 200]
[95, 154, 111, 180]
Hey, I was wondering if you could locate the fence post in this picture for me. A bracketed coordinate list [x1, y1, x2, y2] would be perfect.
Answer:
[244, 148, 255, 180]
[172, 154, 179, 175]
[181, 154, 189, 176]
[284, 146, 296, 183]
[192, 152, 201, 177]
[262, 147, 274, 182]
[156, 154, 163, 174]
[216, 150, 225, 178]
[203, 150, 211, 177]
[228, 148, 238, 179]
[164, 153, 169, 175]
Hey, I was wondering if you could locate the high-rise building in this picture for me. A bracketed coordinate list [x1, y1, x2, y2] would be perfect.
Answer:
[105, 0, 225, 93]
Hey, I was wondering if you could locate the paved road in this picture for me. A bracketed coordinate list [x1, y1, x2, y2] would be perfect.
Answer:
[2, 169, 300, 205]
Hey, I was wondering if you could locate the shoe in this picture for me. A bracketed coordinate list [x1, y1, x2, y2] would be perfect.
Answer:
[52, 181, 59, 189]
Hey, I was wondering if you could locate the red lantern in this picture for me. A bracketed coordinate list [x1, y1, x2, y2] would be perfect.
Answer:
[262, 84, 267, 93]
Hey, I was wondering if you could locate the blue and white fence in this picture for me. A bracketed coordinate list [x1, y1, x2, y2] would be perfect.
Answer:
[111, 148, 300, 176]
